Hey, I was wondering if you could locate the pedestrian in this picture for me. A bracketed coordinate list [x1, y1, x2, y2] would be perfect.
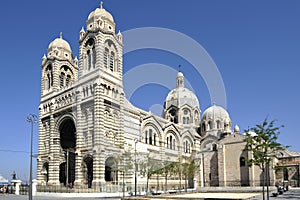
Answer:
[1, 186, 6, 195]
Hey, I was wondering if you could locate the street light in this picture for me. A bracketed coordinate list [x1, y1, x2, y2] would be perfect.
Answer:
[27, 114, 38, 200]
[134, 138, 138, 197]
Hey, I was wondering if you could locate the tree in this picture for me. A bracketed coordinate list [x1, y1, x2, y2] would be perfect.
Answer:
[159, 161, 176, 193]
[138, 153, 161, 195]
[112, 144, 134, 198]
[245, 119, 288, 200]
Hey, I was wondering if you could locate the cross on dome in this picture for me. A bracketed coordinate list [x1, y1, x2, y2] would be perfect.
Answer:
[100, 1, 103, 9]
[60, 32, 63, 39]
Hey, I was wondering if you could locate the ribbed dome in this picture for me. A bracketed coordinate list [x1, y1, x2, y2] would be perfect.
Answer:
[48, 34, 72, 53]
[164, 71, 199, 109]
[86, 2, 115, 32]
[87, 5, 114, 23]
[202, 104, 230, 121]
[165, 87, 199, 109]
[47, 33, 73, 61]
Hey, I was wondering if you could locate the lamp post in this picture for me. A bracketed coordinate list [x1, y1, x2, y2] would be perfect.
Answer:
[27, 114, 38, 200]
[63, 149, 69, 187]
[134, 138, 138, 196]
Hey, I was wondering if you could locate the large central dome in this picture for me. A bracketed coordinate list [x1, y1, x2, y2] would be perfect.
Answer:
[164, 71, 199, 109]
[163, 71, 200, 126]
[165, 87, 199, 110]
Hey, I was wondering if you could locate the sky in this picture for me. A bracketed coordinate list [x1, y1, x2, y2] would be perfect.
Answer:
[0, 0, 300, 182]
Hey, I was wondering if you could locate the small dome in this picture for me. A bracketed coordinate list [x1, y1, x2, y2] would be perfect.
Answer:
[177, 71, 184, 78]
[48, 33, 72, 53]
[202, 104, 230, 121]
[87, 5, 114, 23]
[234, 124, 240, 133]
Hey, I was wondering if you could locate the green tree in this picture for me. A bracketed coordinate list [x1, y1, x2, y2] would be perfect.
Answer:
[159, 161, 176, 193]
[138, 154, 161, 195]
[245, 119, 288, 200]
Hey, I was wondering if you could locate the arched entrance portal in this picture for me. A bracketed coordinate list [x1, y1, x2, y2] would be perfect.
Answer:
[59, 118, 76, 187]
[42, 162, 49, 184]
[83, 156, 93, 188]
[105, 157, 118, 184]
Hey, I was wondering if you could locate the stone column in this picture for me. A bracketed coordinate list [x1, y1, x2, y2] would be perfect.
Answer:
[200, 153, 204, 187]
[217, 144, 226, 187]
[248, 150, 255, 186]
[11, 180, 22, 195]
[48, 111, 60, 185]
[74, 87, 83, 186]
[37, 114, 46, 185]
[93, 83, 106, 187]
[32, 179, 38, 196]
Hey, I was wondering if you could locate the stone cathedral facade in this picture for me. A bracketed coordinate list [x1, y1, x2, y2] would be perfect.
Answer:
[37, 3, 271, 192]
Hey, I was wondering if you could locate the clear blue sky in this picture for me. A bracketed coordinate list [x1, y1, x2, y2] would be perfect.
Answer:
[0, 0, 300, 182]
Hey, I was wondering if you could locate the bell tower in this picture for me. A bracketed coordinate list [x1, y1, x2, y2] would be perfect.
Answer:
[41, 33, 78, 96]
[78, 2, 123, 81]
[77, 2, 125, 186]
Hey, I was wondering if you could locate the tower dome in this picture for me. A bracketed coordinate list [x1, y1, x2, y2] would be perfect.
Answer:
[163, 71, 200, 125]
[48, 33, 72, 53]
[86, 2, 115, 32]
[47, 33, 73, 61]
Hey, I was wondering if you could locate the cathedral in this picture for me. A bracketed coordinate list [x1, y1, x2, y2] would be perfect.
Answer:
[37, 3, 272, 193]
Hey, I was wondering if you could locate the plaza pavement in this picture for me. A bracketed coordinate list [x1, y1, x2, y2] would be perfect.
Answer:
[2, 188, 300, 200]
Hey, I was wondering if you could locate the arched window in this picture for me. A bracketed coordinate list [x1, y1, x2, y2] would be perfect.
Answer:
[60, 72, 65, 88]
[105, 157, 118, 184]
[240, 156, 246, 167]
[42, 162, 49, 183]
[212, 144, 217, 151]
[145, 130, 148, 144]
[216, 121, 221, 129]
[208, 121, 213, 130]
[166, 134, 176, 150]
[85, 38, 96, 71]
[149, 129, 152, 145]
[59, 66, 73, 88]
[202, 123, 206, 132]
[66, 75, 71, 86]
[194, 110, 199, 123]
[103, 40, 117, 73]
[184, 140, 191, 153]
[45, 65, 53, 90]
[109, 52, 115, 72]
[145, 127, 157, 146]
[104, 48, 109, 68]
[182, 108, 191, 124]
